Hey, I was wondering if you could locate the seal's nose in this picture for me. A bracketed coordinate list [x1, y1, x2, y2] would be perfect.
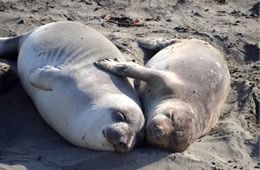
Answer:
[109, 131, 133, 153]
[103, 124, 134, 153]
[154, 127, 163, 137]
[150, 126, 165, 138]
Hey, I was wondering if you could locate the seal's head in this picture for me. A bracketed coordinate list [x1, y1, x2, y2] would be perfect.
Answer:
[77, 101, 145, 153]
[102, 109, 145, 153]
[146, 100, 198, 151]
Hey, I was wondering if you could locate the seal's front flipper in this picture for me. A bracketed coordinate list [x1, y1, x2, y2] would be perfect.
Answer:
[137, 38, 180, 52]
[95, 59, 167, 84]
[29, 66, 62, 91]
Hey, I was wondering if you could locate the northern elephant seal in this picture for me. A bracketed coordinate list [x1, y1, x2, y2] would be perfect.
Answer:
[0, 21, 145, 153]
[96, 38, 230, 151]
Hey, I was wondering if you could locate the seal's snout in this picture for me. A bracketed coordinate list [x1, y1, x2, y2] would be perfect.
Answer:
[146, 110, 195, 151]
[151, 126, 164, 138]
[147, 114, 172, 138]
[103, 123, 134, 153]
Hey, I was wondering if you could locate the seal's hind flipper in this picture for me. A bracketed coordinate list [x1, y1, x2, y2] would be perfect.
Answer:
[29, 66, 62, 91]
[0, 36, 21, 58]
[137, 38, 180, 52]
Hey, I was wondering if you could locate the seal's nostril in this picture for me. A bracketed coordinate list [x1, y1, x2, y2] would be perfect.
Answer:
[154, 128, 163, 137]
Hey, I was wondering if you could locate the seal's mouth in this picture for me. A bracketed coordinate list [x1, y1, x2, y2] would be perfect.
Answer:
[102, 127, 134, 153]
[114, 141, 132, 153]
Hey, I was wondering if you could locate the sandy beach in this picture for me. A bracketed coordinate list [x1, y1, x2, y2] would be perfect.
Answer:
[0, 0, 259, 169]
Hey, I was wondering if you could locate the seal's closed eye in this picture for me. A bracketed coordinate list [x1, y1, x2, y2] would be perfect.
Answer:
[112, 111, 127, 122]
[165, 111, 174, 122]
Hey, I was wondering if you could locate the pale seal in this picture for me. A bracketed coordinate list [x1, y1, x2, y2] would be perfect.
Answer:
[0, 21, 145, 153]
[96, 38, 230, 151]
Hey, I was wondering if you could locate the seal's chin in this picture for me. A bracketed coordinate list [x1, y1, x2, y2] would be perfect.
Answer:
[102, 123, 135, 153]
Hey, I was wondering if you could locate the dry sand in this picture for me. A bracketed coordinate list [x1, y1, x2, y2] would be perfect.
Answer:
[0, 0, 259, 169]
